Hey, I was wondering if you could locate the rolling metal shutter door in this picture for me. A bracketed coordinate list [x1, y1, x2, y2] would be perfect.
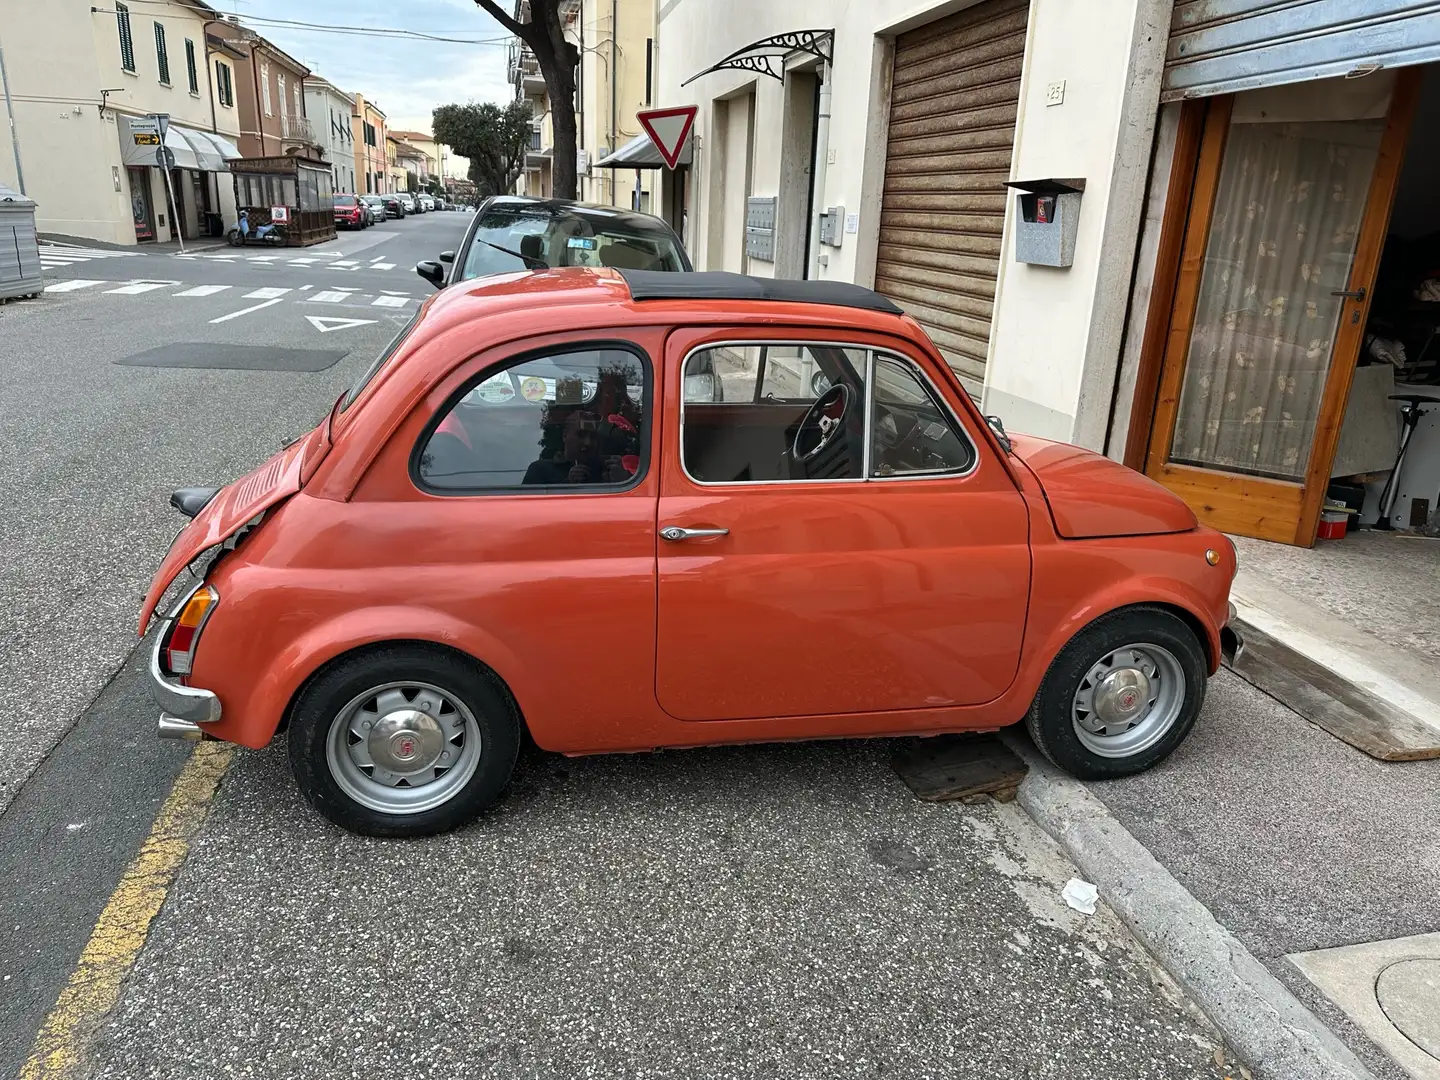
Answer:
[875, 0, 1028, 388]
[1165, 0, 1440, 101]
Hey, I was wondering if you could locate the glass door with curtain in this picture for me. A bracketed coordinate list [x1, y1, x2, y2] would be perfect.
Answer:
[1145, 71, 1419, 545]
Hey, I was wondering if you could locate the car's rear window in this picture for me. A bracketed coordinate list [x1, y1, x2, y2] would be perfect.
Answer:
[460, 208, 687, 281]
[335, 195, 358, 207]
[342, 314, 420, 411]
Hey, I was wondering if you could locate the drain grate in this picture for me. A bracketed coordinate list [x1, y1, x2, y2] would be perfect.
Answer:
[116, 343, 349, 372]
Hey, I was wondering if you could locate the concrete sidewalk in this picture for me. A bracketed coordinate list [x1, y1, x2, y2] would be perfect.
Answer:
[1090, 670, 1440, 1080]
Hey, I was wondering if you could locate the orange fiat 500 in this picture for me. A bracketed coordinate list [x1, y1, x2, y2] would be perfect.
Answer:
[141, 268, 1240, 837]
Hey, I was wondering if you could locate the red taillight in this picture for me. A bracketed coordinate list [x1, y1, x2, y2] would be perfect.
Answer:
[165, 585, 218, 675]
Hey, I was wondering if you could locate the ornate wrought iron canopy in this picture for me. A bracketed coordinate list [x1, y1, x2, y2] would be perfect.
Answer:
[682, 29, 834, 86]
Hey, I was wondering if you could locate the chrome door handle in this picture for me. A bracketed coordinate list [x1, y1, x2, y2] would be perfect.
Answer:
[1330, 286, 1367, 300]
[659, 526, 729, 541]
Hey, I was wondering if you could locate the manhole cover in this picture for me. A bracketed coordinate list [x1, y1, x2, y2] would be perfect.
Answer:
[116, 343, 349, 371]
[1378, 958, 1440, 1060]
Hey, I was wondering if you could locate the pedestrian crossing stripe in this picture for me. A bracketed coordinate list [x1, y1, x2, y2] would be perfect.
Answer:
[38, 279, 414, 305]
[43, 279, 105, 293]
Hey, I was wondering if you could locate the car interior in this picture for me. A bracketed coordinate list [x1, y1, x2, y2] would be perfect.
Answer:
[683, 346, 974, 484]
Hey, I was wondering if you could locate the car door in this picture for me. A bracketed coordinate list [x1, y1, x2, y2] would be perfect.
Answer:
[353, 330, 665, 741]
[655, 327, 1032, 723]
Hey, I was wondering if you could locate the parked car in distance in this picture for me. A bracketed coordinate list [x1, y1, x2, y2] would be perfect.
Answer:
[381, 194, 405, 219]
[140, 268, 1241, 838]
[417, 196, 690, 292]
[418, 194, 436, 212]
[333, 194, 368, 230]
[397, 193, 417, 215]
[361, 195, 387, 224]
[433, 196, 448, 211]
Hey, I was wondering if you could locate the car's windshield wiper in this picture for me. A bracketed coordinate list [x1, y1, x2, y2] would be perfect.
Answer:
[478, 238, 547, 270]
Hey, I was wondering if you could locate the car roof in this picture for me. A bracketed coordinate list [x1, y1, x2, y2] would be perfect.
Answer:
[618, 269, 902, 314]
[479, 194, 674, 233]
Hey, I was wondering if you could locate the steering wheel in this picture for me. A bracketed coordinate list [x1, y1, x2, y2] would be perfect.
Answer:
[791, 383, 853, 463]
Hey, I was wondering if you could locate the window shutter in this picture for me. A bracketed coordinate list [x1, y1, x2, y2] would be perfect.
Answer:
[185, 39, 198, 94]
[116, 4, 135, 72]
[154, 23, 170, 85]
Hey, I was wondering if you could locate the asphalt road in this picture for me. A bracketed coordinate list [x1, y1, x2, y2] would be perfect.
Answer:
[0, 213, 1245, 1078]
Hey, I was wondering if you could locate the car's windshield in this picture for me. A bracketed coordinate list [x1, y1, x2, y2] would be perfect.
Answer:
[460, 206, 687, 280]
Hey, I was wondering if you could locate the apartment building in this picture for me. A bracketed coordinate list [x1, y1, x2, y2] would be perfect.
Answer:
[208, 21, 318, 160]
[353, 93, 389, 194]
[576, 0, 658, 212]
[305, 76, 357, 194]
[0, 0, 243, 244]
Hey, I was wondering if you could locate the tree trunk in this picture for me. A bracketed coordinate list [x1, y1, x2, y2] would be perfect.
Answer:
[547, 64, 578, 200]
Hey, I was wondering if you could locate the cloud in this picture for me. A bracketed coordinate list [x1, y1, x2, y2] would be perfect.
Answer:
[225, 0, 514, 131]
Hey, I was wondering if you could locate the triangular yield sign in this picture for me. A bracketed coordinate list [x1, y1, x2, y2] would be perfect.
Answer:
[306, 315, 377, 333]
[637, 106, 697, 170]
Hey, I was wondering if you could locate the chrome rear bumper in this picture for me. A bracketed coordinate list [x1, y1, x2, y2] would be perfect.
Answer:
[148, 613, 222, 728]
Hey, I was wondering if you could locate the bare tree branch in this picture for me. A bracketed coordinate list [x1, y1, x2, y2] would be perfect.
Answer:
[472, 0, 528, 42]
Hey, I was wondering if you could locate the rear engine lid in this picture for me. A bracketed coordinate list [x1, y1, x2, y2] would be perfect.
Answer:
[137, 426, 322, 632]
[1009, 434, 1197, 539]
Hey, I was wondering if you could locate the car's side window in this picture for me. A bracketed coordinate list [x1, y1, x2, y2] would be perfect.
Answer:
[416, 346, 650, 493]
[682, 344, 867, 483]
[870, 355, 976, 477]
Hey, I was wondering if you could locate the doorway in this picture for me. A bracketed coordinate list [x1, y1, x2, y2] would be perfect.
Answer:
[128, 166, 156, 242]
[1139, 69, 1420, 545]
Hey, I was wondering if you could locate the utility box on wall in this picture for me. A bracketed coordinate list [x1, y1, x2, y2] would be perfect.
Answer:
[1006, 178, 1084, 268]
[745, 196, 776, 262]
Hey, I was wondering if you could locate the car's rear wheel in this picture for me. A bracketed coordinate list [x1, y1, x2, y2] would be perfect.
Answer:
[1024, 607, 1206, 780]
[287, 645, 520, 837]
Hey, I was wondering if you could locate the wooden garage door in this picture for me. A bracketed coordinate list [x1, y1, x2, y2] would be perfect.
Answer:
[875, 0, 1029, 389]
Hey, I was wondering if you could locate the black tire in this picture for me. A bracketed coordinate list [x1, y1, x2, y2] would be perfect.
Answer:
[287, 644, 521, 837]
[1024, 606, 1206, 781]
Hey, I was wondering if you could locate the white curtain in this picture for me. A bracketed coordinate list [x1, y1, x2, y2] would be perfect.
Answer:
[1171, 113, 1384, 480]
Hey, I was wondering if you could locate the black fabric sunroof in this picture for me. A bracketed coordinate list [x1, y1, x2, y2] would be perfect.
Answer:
[618, 269, 904, 314]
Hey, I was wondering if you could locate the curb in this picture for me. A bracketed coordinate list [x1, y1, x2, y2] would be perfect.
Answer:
[1005, 736, 1379, 1080]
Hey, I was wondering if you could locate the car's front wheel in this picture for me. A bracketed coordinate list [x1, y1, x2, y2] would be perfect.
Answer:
[287, 645, 520, 837]
[1024, 607, 1206, 780]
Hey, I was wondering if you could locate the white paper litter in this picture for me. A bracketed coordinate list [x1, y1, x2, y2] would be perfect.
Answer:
[1062, 877, 1099, 915]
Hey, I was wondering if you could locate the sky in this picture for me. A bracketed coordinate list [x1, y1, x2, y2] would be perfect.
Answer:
[214, 0, 515, 133]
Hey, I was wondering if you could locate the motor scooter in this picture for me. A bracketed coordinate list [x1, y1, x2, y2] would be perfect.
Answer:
[226, 210, 286, 246]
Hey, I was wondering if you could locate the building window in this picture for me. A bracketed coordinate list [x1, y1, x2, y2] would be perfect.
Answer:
[215, 61, 234, 107]
[184, 39, 198, 94]
[261, 61, 271, 115]
[116, 3, 135, 72]
[277, 72, 287, 117]
[154, 23, 170, 85]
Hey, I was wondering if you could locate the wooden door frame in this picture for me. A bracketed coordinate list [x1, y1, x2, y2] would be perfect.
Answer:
[1125, 68, 1423, 545]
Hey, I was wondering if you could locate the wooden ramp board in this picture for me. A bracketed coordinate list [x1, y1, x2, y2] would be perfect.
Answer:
[891, 734, 1028, 802]
[1225, 621, 1440, 761]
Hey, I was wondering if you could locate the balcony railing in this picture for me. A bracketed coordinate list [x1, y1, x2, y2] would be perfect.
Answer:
[282, 115, 316, 144]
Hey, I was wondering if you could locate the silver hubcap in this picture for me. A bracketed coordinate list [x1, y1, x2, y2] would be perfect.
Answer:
[1071, 644, 1185, 758]
[325, 681, 482, 815]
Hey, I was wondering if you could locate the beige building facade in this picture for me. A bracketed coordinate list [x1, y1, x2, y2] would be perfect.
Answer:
[0, 0, 243, 244]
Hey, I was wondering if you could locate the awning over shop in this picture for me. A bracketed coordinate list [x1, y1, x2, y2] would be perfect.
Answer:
[593, 131, 692, 169]
[117, 116, 239, 172]
[181, 129, 239, 172]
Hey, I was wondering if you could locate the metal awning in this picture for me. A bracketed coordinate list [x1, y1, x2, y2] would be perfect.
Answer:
[683, 29, 832, 86]
[182, 129, 240, 171]
[593, 131, 692, 169]
[118, 117, 239, 172]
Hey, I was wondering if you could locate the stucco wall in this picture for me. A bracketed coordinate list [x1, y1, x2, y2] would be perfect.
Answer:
[656, 0, 1170, 448]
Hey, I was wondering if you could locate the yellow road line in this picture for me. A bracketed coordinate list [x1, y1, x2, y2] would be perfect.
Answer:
[20, 742, 235, 1080]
